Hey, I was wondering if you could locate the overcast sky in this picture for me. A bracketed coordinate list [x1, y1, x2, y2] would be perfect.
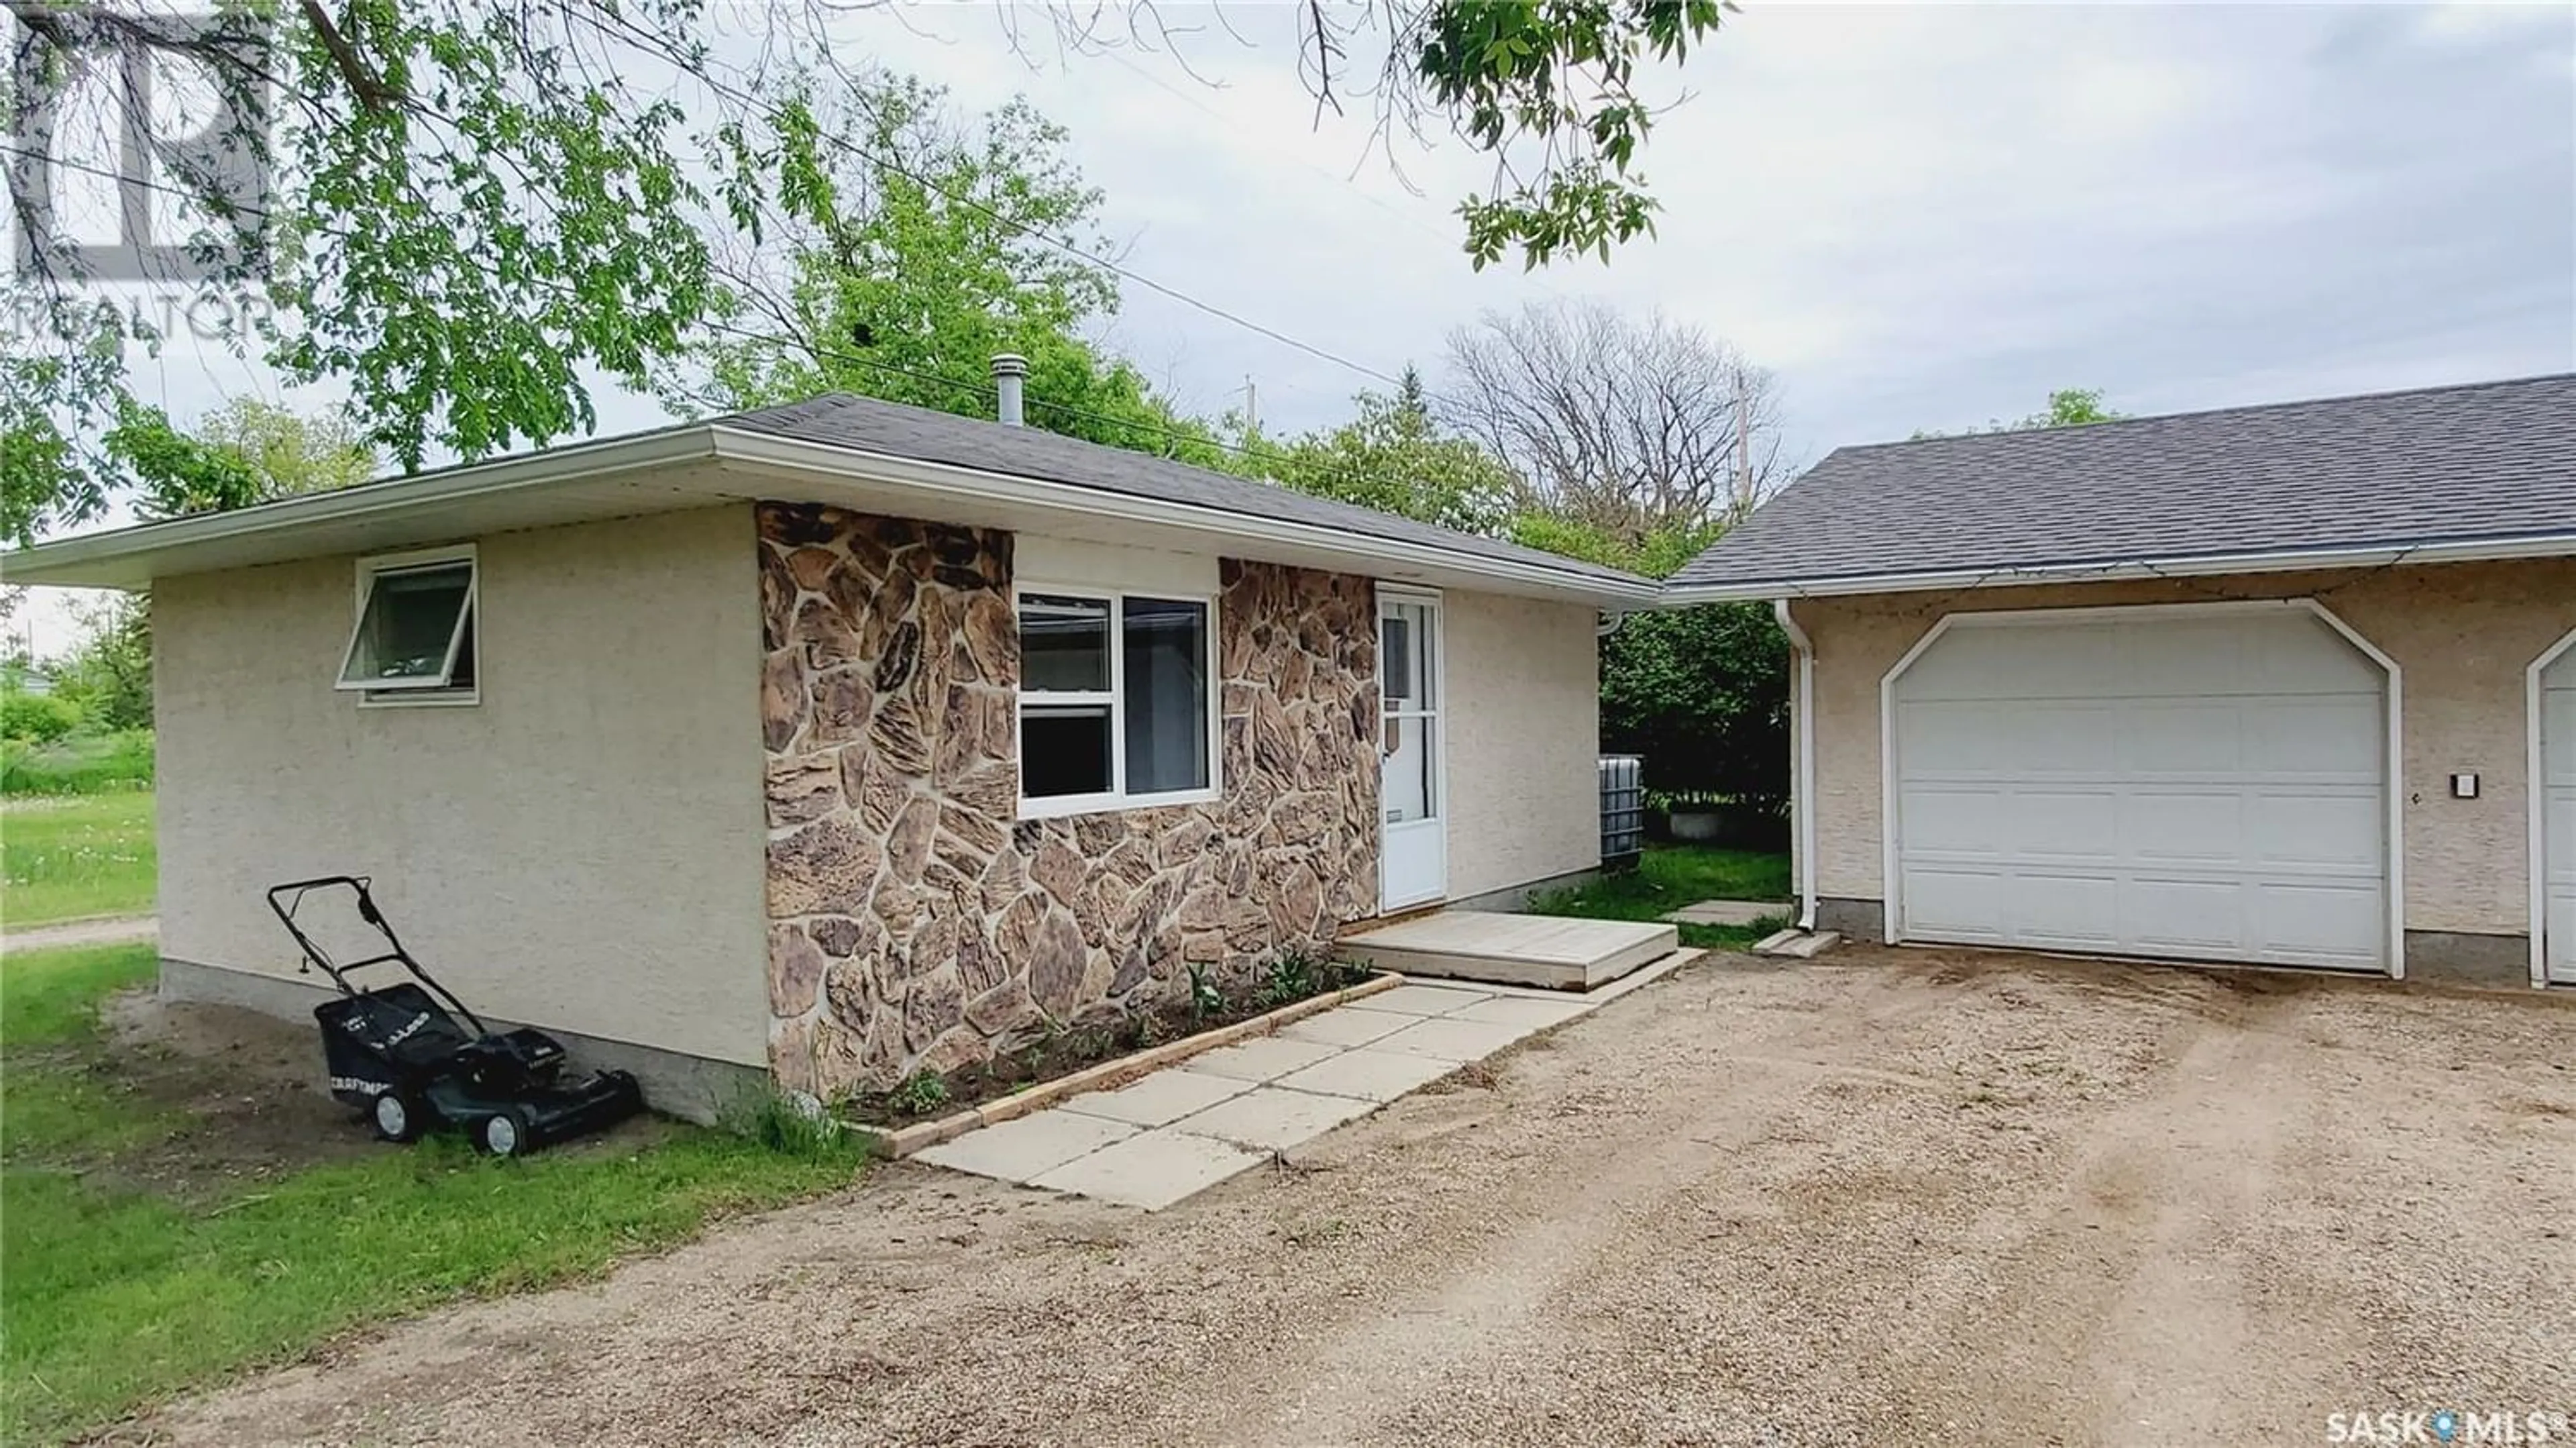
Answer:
[841, 0, 2574, 456]
[10, 1, 2575, 651]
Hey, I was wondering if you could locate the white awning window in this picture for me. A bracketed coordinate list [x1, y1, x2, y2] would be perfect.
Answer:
[338, 548, 478, 700]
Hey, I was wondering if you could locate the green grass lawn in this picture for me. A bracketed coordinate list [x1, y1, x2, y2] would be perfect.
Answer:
[1529, 844, 1794, 949]
[1, 942, 865, 1443]
[2, 790, 157, 927]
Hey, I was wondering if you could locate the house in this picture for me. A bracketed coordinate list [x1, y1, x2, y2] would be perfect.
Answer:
[3, 364, 1654, 1117]
[1668, 374, 2576, 989]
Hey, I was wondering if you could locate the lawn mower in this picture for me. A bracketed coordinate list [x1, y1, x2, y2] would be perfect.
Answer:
[266, 875, 645, 1156]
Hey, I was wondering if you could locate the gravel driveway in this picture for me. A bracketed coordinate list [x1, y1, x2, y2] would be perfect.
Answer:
[127, 949, 2576, 1447]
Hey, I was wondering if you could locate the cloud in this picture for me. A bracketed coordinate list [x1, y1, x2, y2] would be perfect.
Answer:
[851, 3, 2569, 455]
[49, 4, 2576, 486]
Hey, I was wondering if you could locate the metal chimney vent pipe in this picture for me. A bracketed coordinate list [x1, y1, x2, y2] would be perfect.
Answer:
[990, 353, 1029, 426]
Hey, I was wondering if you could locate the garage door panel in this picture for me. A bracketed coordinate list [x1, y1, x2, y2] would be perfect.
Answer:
[2125, 791, 2245, 864]
[2123, 877, 2250, 951]
[1898, 785, 2009, 856]
[2253, 697, 2383, 776]
[1904, 625, 2125, 701]
[2009, 874, 2124, 948]
[2123, 622, 2256, 696]
[2247, 792, 2383, 869]
[1900, 868, 2012, 940]
[2253, 615, 2387, 692]
[1901, 701, 2119, 774]
[1894, 609, 2387, 972]
[2010, 789, 2122, 860]
[2123, 703, 2247, 774]
[2250, 881, 2385, 965]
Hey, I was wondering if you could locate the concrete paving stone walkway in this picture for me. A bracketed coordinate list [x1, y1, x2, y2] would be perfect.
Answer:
[1663, 898, 1791, 927]
[912, 978, 1605, 1210]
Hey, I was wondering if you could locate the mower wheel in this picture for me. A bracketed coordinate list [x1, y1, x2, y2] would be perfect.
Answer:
[372, 1090, 423, 1143]
[476, 1107, 534, 1158]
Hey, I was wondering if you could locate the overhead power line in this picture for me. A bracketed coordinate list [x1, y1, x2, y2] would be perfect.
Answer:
[4, 146, 1497, 510]
[554, 6, 1420, 396]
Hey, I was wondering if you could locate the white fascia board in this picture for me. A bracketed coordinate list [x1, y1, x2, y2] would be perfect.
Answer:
[1, 427, 722, 588]
[706, 425, 1660, 605]
[2, 418, 1657, 603]
[1660, 531, 2576, 605]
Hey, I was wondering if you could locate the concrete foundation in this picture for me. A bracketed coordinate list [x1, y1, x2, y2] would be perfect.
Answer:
[1446, 866, 1603, 914]
[1817, 897, 1886, 943]
[160, 957, 765, 1125]
[2402, 932, 2536, 990]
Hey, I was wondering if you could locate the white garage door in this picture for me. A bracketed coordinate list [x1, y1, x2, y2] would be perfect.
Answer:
[1890, 607, 2389, 972]
[2544, 648, 2576, 984]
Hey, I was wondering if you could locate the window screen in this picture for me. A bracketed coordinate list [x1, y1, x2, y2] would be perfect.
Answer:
[339, 560, 476, 691]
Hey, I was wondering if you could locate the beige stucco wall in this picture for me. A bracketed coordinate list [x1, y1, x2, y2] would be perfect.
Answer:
[156, 505, 773, 1066]
[1442, 588, 1603, 901]
[1791, 558, 2576, 937]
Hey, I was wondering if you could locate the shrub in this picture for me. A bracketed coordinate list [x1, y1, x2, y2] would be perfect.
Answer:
[1, 688, 82, 745]
[1, 729, 155, 796]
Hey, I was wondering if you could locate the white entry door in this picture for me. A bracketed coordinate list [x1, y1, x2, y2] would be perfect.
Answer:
[1379, 591, 1446, 911]
[2544, 646, 2576, 984]
[1888, 605, 2392, 972]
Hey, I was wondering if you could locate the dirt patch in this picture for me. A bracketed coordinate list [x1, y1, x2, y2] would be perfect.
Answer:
[58, 990, 670, 1202]
[76, 990, 384, 1196]
[117, 947, 2576, 1447]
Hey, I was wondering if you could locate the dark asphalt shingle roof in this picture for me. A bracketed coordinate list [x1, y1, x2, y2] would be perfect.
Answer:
[1672, 374, 2576, 592]
[720, 392, 1648, 589]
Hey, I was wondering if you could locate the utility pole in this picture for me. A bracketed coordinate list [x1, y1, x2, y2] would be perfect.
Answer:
[1240, 374, 1258, 435]
[1731, 366, 1754, 512]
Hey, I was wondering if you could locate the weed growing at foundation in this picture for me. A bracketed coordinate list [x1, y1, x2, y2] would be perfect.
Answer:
[886, 1070, 953, 1118]
[1257, 951, 1321, 1008]
[1187, 961, 1226, 1021]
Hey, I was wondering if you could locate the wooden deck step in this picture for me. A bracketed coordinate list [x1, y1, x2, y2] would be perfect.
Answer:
[1335, 911, 1680, 992]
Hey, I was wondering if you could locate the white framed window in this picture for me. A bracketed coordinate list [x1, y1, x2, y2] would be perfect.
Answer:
[339, 545, 478, 707]
[1016, 586, 1218, 817]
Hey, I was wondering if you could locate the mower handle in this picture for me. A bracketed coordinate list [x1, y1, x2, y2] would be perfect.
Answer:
[264, 875, 490, 1037]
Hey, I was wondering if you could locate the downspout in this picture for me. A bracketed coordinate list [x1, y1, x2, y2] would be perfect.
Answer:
[1772, 598, 1819, 932]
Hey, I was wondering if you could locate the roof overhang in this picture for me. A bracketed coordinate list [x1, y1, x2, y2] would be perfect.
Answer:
[1, 423, 1657, 607]
[1660, 531, 2576, 605]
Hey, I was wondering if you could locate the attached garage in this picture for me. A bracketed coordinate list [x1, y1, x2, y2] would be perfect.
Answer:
[1882, 603, 2396, 974]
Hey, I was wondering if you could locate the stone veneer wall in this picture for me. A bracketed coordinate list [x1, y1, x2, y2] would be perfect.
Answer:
[755, 503, 1381, 1096]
